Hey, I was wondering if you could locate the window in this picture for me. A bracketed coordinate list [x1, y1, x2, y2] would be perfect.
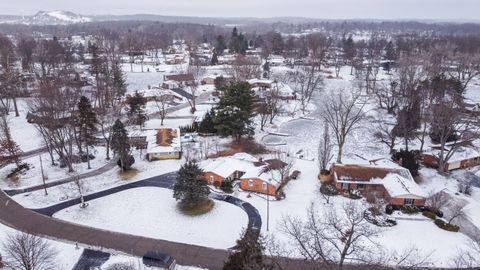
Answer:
[262, 182, 268, 191]
[357, 184, 365, 189]
[404, 198, 415, 205]
[210, 176, 214, 184]
[342, 183, 349, 190]
[248, 179, 254, 188]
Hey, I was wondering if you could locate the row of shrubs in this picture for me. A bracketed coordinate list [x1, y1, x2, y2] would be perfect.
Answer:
[434, 219, 460, 232]
[423, 210, 459, 232]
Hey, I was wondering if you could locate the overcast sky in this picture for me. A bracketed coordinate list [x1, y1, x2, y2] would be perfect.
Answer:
[1, 0, 479, 21]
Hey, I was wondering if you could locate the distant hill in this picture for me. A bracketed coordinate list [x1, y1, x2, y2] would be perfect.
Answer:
[0, 11, 91, 25]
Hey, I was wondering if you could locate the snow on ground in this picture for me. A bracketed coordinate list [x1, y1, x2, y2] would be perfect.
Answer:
[123, 63, 188, 94]
[13, 153, 182, 209]
[0, 147, 110, 189]
[4, 98, 44, 152]
[245, 65, 478, 267]
[102, 253, 206, 270]
[0, 223, 83, 269]
[464, 78, 480, 103]
[54, 187, 248, 249]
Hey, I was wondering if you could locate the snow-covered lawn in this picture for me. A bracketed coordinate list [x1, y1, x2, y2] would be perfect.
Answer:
[237, 158, 473, 267]
[123, 63, 188, 94]
[0, 223, 82, 269]
[54, 187, 248, 249]
[102, 253, 206, 270]
[13, 153, 182, 209]
[0, 147, 110, 189]
[4, 98, 44, 152]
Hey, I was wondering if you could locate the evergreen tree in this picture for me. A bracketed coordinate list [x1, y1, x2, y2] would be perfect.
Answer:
[214, 82, 256, 141]
[211, 50, 219, 65]
[112, 61, 127, 103]
[78, 96, 98, 169]
[126, 91, 147, 127]
[342, 35, 356, 75]
[385, 40, 397, 61]
[111, 119, 134, 172]
[198, 109, 217, 134]
[173, 161, 210, 208]
[223, 227, 271, 270]
[215, 35, 227, 55]
[392, 149, 420, 177]
[214, 76, 228, 92]
[0, 116, 22, 168]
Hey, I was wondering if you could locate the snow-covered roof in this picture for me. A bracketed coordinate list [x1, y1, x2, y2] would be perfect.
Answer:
[372, 173, 427, 199]
[333, 164, 426, 199]
[248, 78, 273, 85]
[146, 128, 181, 154]
[201, 153, 282, 186]
[426, 145, 480, 164]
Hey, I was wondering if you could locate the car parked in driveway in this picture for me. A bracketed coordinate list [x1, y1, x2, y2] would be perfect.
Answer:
[143, 250, 176, 269]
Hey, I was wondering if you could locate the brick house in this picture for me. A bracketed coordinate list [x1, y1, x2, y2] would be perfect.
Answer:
[201, 153, 286, 196]
[422, 144, 480, 172]
[146, 128, 182, 161]
[330, 164, 426, 206]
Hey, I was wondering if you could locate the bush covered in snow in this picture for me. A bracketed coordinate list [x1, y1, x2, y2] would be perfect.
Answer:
[364, 208, 397, 227]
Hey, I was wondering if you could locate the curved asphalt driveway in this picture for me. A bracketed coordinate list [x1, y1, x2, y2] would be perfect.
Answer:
[33, 172, 262, 230]
[0, 171, 262, 270]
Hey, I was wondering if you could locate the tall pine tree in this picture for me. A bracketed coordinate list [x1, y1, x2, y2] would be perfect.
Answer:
[223, 227, 271, 270]
[126, 91, 147, 127]
[214, 82, 255, 141]
[78, 96, 98, 169]
[173, 161, 210, 208]
[111, 119, 134, 172]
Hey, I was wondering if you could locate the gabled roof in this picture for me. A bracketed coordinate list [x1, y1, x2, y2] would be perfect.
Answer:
[146, 128, 181, 154]
[332, 164, 426, 199]
[200, 153, 282, 187]
[164, 74, 195, 82]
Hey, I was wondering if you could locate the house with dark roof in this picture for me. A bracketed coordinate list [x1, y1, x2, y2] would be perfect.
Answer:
[330, 164, 427, 206]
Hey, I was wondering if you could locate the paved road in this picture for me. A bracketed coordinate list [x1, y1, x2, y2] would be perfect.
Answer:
[4, 160, 117, 196]
[0, 187, 231, 269]
[0, 171, 261, 270]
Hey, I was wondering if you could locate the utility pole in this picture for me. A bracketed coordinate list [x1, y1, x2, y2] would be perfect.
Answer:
[39, 155, 47, 195]
[266, 191, 270, 231]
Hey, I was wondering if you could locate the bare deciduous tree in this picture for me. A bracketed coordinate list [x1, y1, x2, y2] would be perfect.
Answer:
[318, 123, 333, 172]
[153, 91, 174, 126]
[280, 201, 380, 270]
[373, 122, 397, 155]
[323, 89, 366, 163]
[426, 191, 448, 213]
[446, 202, 466, 225]
[289, 66, 323, 114]
[2, 232, 58, 270]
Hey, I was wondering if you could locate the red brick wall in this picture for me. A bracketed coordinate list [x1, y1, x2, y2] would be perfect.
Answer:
[203, 172, 223, 186]
[240, 178, 277, 196]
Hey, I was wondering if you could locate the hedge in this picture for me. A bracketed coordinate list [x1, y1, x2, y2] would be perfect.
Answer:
[434, 219, 460, 232]
[422, 210, 436, 220]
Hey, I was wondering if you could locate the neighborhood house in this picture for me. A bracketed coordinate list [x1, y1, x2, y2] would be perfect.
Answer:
[146, 128, 182, 161]
[422, 144, 480, 172]
[330, 164, 427, 206]
[201, 153, 286, 196]
[162, 74, 195, 89]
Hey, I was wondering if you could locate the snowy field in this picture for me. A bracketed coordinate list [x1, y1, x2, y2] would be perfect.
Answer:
[54, 187, 248, 249]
